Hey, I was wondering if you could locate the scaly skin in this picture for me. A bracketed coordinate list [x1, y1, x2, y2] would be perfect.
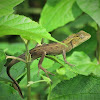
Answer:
[6, 30, 91, 98]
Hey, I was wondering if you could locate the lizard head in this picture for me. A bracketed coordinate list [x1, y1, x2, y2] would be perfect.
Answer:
[71, 30, 91, 48]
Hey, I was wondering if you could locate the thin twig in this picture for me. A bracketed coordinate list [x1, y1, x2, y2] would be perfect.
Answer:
[6, 55, 26, 63]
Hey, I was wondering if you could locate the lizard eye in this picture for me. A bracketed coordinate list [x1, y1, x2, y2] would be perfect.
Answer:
[80, 34, 84, 39]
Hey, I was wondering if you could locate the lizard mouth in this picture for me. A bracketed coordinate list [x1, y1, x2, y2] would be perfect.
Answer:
[72, 31, 91, 48]
[84, 33, 91, 40]
[80, 30, 91, 39]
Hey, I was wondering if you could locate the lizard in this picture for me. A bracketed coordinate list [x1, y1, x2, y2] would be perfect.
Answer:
[6, 30, 91, 98]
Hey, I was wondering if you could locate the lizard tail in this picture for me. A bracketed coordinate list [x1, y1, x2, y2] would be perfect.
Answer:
[6, 65, 24, 98]
[6, 53, 25, 98]
[6, 60, 23, 98]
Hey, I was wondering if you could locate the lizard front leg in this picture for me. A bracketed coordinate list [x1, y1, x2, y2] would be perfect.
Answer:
[62, 50, 74, 66]
[38, 51, 54, 77]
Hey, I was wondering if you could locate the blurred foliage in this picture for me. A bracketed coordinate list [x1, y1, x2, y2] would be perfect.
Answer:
[0, 82, 23, 100]
[0, 0, 100, 100]
[49, 75, 100, 100]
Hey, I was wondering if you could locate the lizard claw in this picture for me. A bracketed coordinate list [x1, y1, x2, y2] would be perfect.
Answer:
[38, 65, 55, 78]
[65, 61, 75, 67]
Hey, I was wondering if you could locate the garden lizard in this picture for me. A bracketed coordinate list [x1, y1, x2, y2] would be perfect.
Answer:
[6, 30, 91, 98]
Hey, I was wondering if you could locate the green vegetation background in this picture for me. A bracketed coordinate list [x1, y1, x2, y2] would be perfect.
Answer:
[0, 0, 100, 100]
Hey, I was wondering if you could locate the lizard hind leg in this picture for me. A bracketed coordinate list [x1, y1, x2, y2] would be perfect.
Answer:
[38, 51, 55, 78]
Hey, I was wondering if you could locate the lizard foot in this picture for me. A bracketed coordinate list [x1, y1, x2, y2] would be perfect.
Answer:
[38, 65, 55, 78]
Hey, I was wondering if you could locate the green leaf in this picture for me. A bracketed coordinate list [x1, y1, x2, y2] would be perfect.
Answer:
[0, 62, 25, 82]
[0, 0, 24, 17]
[40, 0, 82, 32]
[67, 51, 91, 65]
[68, 14, 95, 29]
[41, 75, 52, 84]
[47, 51, 100, 79]
[49, 75, 100, 100]
[0, 14, 58, 44]
[0, 50, 6, 72]
[0, 82, 23, 100]
[93, 65, 100, 76]
[67, 51, 100, 77]
[46, 55, 77, 79]
[76, 0, 100, 27]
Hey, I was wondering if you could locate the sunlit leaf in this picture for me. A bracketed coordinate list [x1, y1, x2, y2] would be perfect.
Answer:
[76, 0, 100, 27]
[0, 0, 24, 17]
[40, 0, 82, 32]
[0, 14, 58, 44]
[67, 51, 100, 76]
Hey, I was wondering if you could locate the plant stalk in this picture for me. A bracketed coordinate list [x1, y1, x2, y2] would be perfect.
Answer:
[26, 62, 31, 100]
[96, 25, 100, 64]
[25, 41, 31, 100]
